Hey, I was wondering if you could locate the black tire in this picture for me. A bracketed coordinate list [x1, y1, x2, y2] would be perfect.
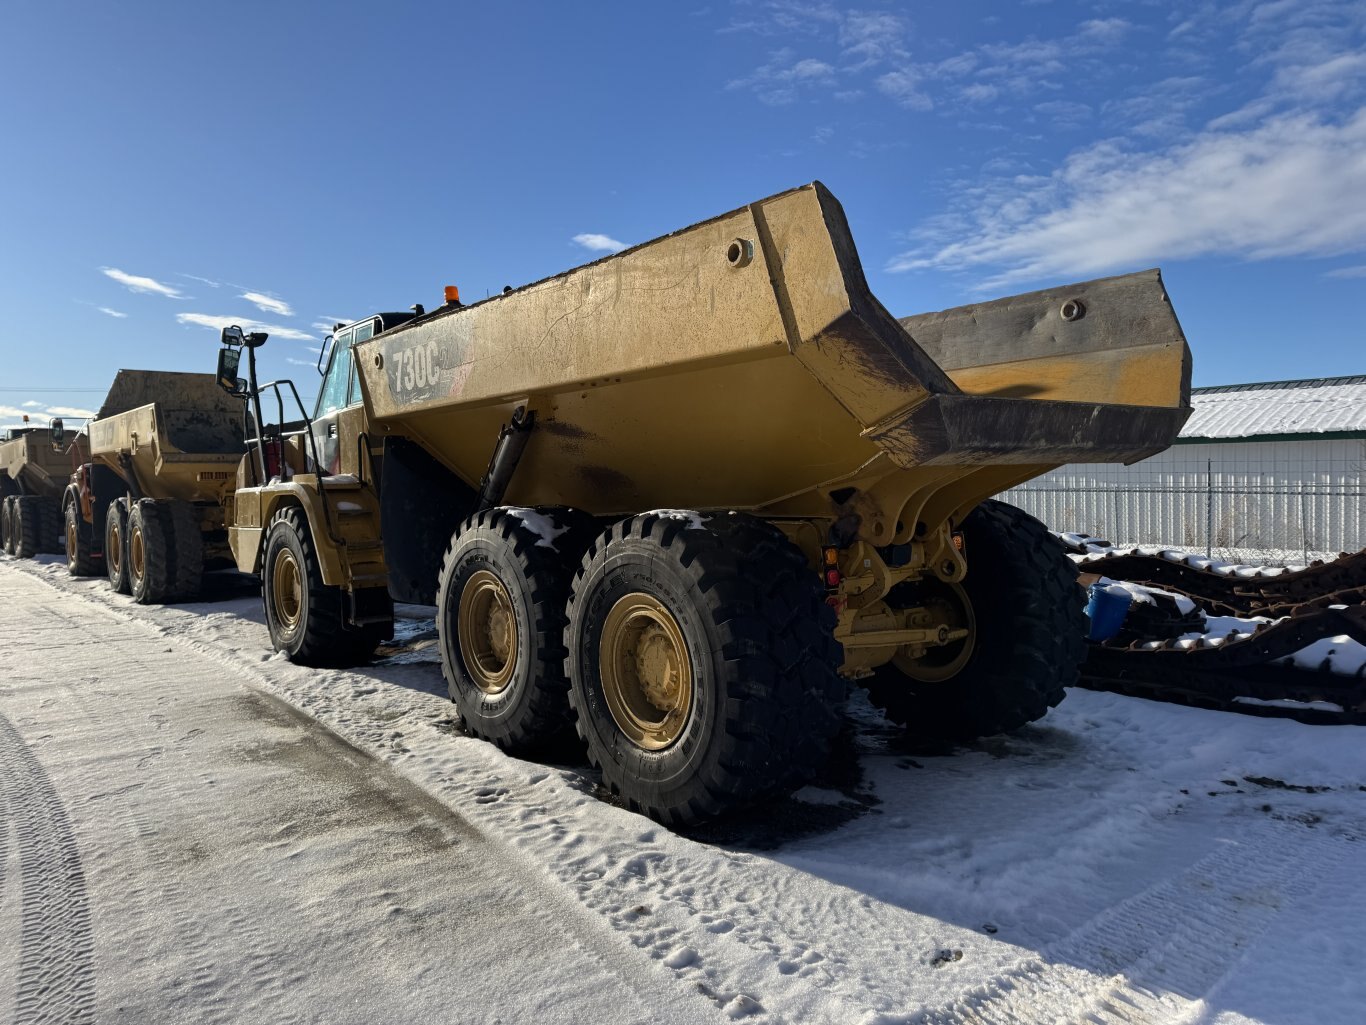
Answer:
[105, 499, 130, 594]
[38, 499, 64, 554]
[437, 507, 597, 754]
[128, 500, 177, 604]
[12, 496, 43, 559]
[65, 501, 99, 576]
[0, 497, 13, 555]
[865, 499, 1085, 742]
[566, 511, 845, 826]
[167, 501, 204, 600]
[262, 506, 376, 666]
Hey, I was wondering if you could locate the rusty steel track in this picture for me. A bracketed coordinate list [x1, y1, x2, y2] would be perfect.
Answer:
[1064, 540, 1366, 726]
[1060, 538, 1366, 617]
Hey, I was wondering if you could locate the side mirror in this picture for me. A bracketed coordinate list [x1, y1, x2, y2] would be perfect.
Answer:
[317, 334, 334, 376]
[216, 347, 245, 396]
[221, 325, 245, 346]
[49, 417, 65, 447]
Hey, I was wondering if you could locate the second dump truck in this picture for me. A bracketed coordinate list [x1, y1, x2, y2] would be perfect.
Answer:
[64, 370, 246, 602]
[214, 182, 1192, 823]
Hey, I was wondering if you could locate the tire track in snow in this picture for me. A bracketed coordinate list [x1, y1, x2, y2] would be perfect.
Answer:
[4, 561, 715, 1025]
[915, 818, 1354, 1025]
[0, 711, 95, 1025]
[59, 669, 310, 1024]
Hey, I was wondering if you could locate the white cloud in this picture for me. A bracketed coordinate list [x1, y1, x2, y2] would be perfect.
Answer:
[838, 11, 907, 70]
[97, 306, 128, 318]
[572, 233, 627, 253]
[890, 109, 1366, 289]
[1079, 18, 1131, 44]
[179, 273, 221, 288]
[285, 357, 318, 366]
[0, 403, 94, 421]
[876, 68, 932, 110]
[727, 48, 837, 104]
[176, 312, 316, 342]
[241, 291, 294, 317]
[101, 267, 182, 298]
[1326, 264, 1366, 278]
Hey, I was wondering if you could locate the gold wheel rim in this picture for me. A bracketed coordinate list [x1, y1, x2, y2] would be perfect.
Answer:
[273, 549, 303, 631]
[893, 580, 976, 683]
[66, 518, 77, 567]
[108, 520, 122, 577]
[600, 592, 692, 751]
[457, 569, 518, 694]
[129, 524, 145, 584]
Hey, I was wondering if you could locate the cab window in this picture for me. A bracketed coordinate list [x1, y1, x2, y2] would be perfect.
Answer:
[316, 328, 355, 418]
[346, 321, 374, 406]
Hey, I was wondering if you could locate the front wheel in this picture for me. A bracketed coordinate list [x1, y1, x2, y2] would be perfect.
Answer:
[864, 500, 1085, 742]
[262, 506, 377, 666]
[566, 512, 844, 826]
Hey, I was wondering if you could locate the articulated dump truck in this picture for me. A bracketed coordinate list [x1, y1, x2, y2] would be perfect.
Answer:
[1, 424, 88, 558]
[66, 370, 245, 603]
[215, 182, 1192, 823]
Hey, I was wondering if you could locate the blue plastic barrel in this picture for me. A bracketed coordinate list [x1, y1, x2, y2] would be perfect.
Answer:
[1085, 584, 1132, 641]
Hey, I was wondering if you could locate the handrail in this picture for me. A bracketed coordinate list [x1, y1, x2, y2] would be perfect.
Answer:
[241, 378, 342, 548]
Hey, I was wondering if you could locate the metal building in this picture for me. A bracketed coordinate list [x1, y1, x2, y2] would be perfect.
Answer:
[1000, 375, 1366, 564]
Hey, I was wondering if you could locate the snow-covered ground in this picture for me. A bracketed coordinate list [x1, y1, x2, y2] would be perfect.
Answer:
[2, 554, 1364, 1025]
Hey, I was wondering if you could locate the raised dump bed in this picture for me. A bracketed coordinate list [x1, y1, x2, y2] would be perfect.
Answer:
[1, 425, 89, 559]
[66, 370, 246, 603]
[217, 181, 1192, 824]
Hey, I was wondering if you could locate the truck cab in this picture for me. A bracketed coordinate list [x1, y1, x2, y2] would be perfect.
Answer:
[311, 313, 415, 477]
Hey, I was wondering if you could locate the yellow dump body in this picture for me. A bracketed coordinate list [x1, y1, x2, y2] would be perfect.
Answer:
[88, 371, 245, 504]
[354, 182, 1190, 541]
[0, 428, 87, 498]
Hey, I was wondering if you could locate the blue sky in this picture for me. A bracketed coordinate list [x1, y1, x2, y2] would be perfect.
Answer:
[2, 0, 1363, 429]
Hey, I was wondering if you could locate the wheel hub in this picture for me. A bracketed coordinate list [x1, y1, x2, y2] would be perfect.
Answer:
[108, 520, 122, 575]
[273, 549, 303, 630]
[600, 593, 692, 751]
[893, 580, 976, 683]
[458, 569, 518, 694]
[129, 526, 145, 583]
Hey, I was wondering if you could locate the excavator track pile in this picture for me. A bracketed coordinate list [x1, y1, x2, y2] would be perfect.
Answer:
[1058, 536, 1366, 726]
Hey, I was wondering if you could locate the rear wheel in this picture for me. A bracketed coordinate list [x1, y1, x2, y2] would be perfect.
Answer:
[167, 501, 204, 599]
[11, 496, 43, 559]
[65, 501, 99, 576]
[566, 512, 844, 826]
[128, 500, 175, 604]
[437, 507, 597, 753]
[262, 506, 377, 666]
[864, 499, 1084, 742]
[0, 497, 13, 555]
[38, 499, 63, 554]
[105, 499, 130, 594]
